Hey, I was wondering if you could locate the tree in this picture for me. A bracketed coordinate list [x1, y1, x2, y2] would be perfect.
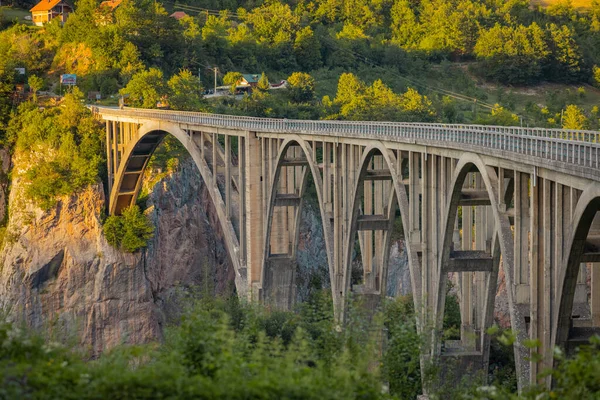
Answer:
[168, 69, 206, 111]
[546, 24, 582, 83]
[256, 72, 269, 92]
[223, 71, 243, 94]
[9, 89, 104, 210]
[120, 68, 167, 108]
[27, 75, 43, 103]
[390, 0, 420, 48]
[293, 26, 322, 70]
[478, 104, 520, 126]
[104, 205, 154, 252]
[562, 104, 588, 130]
[287, 72, 315, 103]
[118, 42, 145, 83]
[594, 65, 600, 88]
[334, 73, 366, 106]
[474, 23, 549, 84]
[242, 1, 299, 45]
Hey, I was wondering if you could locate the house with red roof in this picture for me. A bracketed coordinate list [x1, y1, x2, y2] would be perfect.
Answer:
[99, 0, 122, 11]
[169, 11, 188, 20]
[30, 0, 72, 26]
[96, 0, 122, 25]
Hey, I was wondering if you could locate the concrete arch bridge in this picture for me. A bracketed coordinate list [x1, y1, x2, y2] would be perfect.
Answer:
[94, 106, 600, 391]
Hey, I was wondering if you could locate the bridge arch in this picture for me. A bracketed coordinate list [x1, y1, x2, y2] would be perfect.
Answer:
[343, 144, 422, 324]
[108, 120, 245, 295]
[435, 153, 529, 388]
[553, 182, 600, 356]
[261, 137, 334, 309]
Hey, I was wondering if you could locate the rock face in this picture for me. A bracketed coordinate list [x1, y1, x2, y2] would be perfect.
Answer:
[0, 157, 234, 356]
[0, 148, 11, 224]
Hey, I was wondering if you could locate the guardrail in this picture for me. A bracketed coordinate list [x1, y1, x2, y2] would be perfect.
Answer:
[93, 106, 600, 172]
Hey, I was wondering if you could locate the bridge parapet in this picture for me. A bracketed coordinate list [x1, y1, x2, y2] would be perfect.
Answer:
[94, 106, 600, 181]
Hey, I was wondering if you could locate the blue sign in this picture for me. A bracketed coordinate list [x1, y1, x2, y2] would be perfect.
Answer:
[60, 74, 77, 85]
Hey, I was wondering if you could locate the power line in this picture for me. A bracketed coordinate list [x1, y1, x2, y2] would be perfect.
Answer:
[162, 1, 242, 18]
[321, 37, 538, 124]
[322, 37, 497, 110]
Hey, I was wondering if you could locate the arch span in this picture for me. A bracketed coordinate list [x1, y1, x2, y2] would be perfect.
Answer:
[261, 137, 334, 309]
[109, 121, 245, 295]
[343, 144, 422, 326]
[553, 182, 600, 355]
[435, 153, 529, 390]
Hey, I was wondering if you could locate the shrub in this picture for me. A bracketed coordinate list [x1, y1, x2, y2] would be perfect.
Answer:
[382, 295, 423, 399]
[103, 205, 154, 252]
[0, 296, 392, 400]
[8, 91, 104, 210]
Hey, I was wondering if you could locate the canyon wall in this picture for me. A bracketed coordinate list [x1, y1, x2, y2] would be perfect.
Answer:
[0, 157, 234, 355]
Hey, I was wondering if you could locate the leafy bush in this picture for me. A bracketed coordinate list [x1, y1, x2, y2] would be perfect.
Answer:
[470, 336, 600, 399]
[0, 294, 392, 400]
[383, 295, 423, 399]
[7, 90, 104, 210]
[103, 205, 154, 252]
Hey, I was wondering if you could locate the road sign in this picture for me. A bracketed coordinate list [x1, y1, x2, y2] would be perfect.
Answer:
[60, 74, 77, 85]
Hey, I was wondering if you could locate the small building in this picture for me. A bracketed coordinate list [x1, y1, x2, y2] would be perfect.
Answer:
[96, 0, 122, 25]
[30, 0, 72, 26]
[241, 74, 261, 87]
[88, 91, 101, 101]
[169, 11, 188, 20]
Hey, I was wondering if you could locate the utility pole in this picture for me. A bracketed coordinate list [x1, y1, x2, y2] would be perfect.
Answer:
[213, 67, 218, 93]
[198, 67, 202, 92]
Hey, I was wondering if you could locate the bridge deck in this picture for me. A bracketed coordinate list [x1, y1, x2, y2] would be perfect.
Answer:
[93, 106, 600, 181]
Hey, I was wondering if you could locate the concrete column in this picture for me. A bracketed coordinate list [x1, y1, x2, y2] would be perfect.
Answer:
[225, 136, 231, 219]
[592, 263, 600, 326]
[474, 174, 486, 342]
[461, 185, 474, 346]
[238, 136, 246, 264]
[105, 121, 113, 195]
[514, 172, 530, 304]
[529, 178, 555, 381]
[245, 132, 264, 301]
[212, 133, 218, 186]
[363, 160, 373, 284]
[112, 121, 118, 178]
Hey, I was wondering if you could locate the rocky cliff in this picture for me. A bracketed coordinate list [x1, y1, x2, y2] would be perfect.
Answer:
[0, 147, 416, 355]
[0, 157, 234, 356]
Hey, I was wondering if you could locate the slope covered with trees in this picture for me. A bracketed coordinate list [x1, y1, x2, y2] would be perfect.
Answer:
[1, 0, 600, 132]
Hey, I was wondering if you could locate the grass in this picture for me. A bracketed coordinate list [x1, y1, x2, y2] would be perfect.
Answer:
[0, 6, 33, 25]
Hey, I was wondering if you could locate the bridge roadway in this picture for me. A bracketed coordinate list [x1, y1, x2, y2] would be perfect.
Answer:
[94, 106, 600, 393]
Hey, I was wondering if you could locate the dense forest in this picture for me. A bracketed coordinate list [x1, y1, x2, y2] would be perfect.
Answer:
[1, 0, 600, 131]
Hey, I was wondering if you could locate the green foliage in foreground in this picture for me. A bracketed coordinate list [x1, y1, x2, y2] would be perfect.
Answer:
[0, 290, 599, 399]
[6, 89, 104, 210]
[0, 294, 390, 400]
[469, 336, 600, 400]
[104, 205, 154, 252]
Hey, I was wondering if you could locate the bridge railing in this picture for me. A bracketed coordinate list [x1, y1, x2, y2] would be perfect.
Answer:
[93, 106, 600, 171]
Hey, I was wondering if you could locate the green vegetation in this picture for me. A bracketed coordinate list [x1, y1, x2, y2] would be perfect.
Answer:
[6, 89, 104, 210]
[0, 6, 32, 28]
[0, 293, 389, 399]
[104, 205, 154, 252]
[0, 0, 599, 131]
[0, 290, 599, 399]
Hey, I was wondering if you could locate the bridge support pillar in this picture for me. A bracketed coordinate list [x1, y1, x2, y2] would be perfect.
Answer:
[245, 132, 264, 301]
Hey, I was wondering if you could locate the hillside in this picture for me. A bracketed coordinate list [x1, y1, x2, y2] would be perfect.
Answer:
[533, 0, 594, 9]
